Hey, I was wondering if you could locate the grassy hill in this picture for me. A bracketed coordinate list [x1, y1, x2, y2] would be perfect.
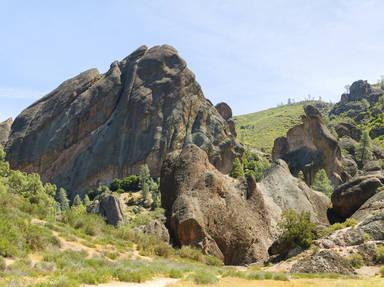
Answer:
[234, 101, 333, 154]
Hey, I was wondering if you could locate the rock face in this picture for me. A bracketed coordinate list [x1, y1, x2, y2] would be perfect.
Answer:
[335, 123, 361, 141]
[215, 102, 237, 137]
[258, 159, 331, 229]
[141, 219, 170, 243]
[87, 193, 125, 226]
[272, 105, 344, 186]
[331, 173, 384, 220]
[352, 191, 384, 221]
[290, 250, 354, 275]
[0, 118, 12, 146]
[160, 144, 330, 265]
[160, 144, 273, 265]
[6, 45, 242, 197]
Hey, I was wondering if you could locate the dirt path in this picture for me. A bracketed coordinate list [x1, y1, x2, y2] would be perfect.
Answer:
[82, 278, 178, 287]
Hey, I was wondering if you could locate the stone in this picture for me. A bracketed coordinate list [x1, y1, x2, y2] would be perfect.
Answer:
[370, 126, 384, 139]
[352, 191, 384, 221]
[141, 219, 170, 243]
[0, 118, 12, 146]
[335, 123, 362, 141]
[6, 45, 242, 197]
[160, 144, 273, 265]
[272, 105, 344, 187]
[290, 250, 354, 275]
[160, 144, 330, 265]
[357, 213, 384, 240]
[215, 102, 232, 121]
[331, 174, 384, 220]
[87, 193, 125, 226]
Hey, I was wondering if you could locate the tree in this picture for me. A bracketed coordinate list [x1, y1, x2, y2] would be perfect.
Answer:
[56, 188, 70, 211]
[72, 194, 83, 207]
[277, 210, 316, 249]
[356, 130, 373, 167]
[83, 194, 91, 206]
[139, 165, 151, 188]
[312, 169, 333, 197]
[230, 158, 244, 178]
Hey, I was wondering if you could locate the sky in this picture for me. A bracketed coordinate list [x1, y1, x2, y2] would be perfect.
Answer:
[1, 0, 384, 121]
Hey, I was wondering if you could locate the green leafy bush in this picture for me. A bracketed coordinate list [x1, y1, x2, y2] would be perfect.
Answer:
[312, 169, 333, 197]
[188, 271, 219, 285]
[375, 245, 384, 264]
[277, 209, 316, 249]
[348, 253, 364, 268]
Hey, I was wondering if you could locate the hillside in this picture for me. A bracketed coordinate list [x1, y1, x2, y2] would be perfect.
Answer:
[234, 101, 332, 153]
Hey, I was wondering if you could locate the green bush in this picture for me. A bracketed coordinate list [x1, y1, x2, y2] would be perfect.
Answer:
[0, 256, 6, 271]
[177, 246, 204, 262]
[114, 269, 152, 283]
[312, 169, 333, 197]
[348, 253, 364, 268]
[375, 245, 384, 264]
[277, 209, 316, 249]
[381, 266, 384, 277]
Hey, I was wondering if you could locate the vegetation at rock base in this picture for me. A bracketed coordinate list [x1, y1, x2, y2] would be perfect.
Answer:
[355, 130, 373, 167]
[312, 169, 333, 197]
[277, 210, 317, 250]
[230, 149, 270, 181]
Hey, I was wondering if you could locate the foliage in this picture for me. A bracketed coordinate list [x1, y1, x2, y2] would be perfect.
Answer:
[243, 150, 270, 181]
[230, 158, 244, 178]
[277, 209, 317, 249]
[56, 188, 70, 211]
[375, 245, 384, 264]
[187, 270, 219, 285]
[356, 130, 373, 167]
[83, 194, 91, 206]
[348, 253, 364, 268]
[319, 218, 357, 237]
[312, 169, 333, 197]
[72, 194, 83, 207]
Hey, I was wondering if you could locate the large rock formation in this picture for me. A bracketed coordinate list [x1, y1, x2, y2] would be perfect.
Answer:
[0, 118, 12, 146]
[87, 193, 125, 226]
[6, 45, 242, 197]
[160, 144, 273, 265]
[160, 144, 330, 265]
[331, 173, 384, 220]
[272, 105, 344, 186]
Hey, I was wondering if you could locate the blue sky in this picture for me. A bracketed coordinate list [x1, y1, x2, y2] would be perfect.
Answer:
[1, 0, 384, 120]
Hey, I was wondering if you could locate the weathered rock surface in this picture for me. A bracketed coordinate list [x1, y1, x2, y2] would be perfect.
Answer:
[335, 123, 362, 141]
[272, 105, 344, 186]
[0, 118, 12, 146]
[141, 219, 170, 243]
[87, 193, 125, 226]
[160, 144, 330, 265]
[160, 144, 273, 265]
[290, 250, 354, 275]
[331, 174, 384, 220]
[6, 45, 242, 197]
[352, 191, 384, 221]
[215, 102, 237, 137]
[258, 159, 331, 229]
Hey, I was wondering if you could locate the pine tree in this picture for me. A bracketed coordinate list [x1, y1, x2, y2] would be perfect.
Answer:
[72, 194, 83, 207]
[230, 158, 244, 178]
[139, 164, 151, 188]
[57, 187, 70, 211]
[83, 194, 91, 206]
[356, 130, 373, 167]
[312, 169, 333, 197]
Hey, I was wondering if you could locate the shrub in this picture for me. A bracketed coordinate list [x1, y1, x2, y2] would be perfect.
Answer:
[114, 269, 152, 283]
[188, 271, 219, 285]
[169, 269, 183, 278]
[312, 169, 333, 197]
[277, 210, 316, 249]
[230, 158, 244, 178]
[375, 245, 384, 264]
[348, 253, 364, 268]
[0, 256, 6, 271]
[381, 266, 384, 277]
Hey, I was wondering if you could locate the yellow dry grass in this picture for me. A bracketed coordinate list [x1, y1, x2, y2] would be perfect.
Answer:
[170, 277, 384, 287]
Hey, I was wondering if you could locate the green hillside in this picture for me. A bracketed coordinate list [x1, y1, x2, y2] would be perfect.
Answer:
[234, 101, 332, 154]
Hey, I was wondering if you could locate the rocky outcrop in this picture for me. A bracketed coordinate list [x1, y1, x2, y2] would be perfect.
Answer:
[0, 118, 12, 146]
[215, 102, 237, 137]
[290, 250, 355, 275]
[258, 159, 331, 229]
[331, 174, 384, 220]
[370, 126, 384, 139]
[335, 123, 361, 141]
[87, 193, 125, 226]
[160, 144, 273, 265]
[160, 144, 330, 265]
[352, 191, 384, 221]
[6, 45, 242, 197]
[141, 219, 170, 243]
[272, 105, 344, 186]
